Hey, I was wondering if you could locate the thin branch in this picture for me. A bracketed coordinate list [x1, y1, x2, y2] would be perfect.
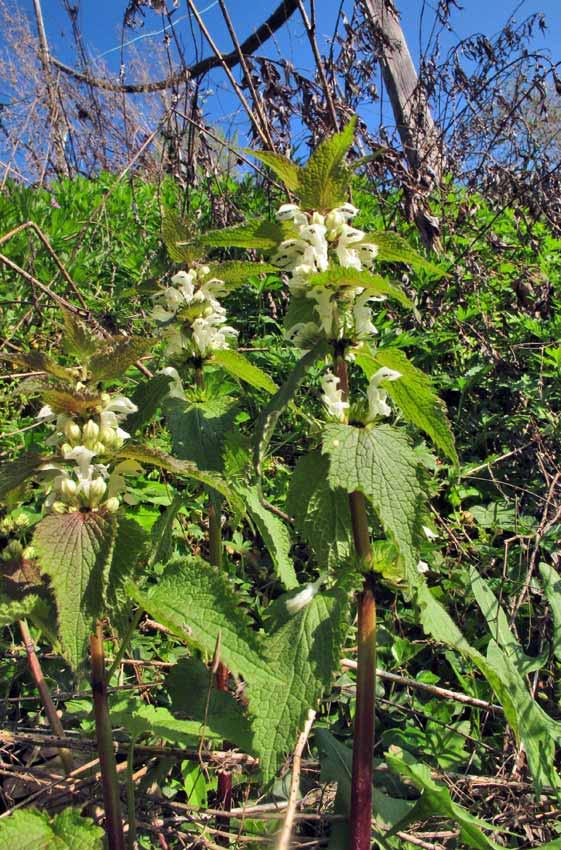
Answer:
[276, 709, 316, 850]
[50, 0, 299, 94]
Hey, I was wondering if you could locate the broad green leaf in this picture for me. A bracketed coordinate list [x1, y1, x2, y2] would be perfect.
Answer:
[0, 450, 45, 499]
[62, 311, 99, 359]
[205, 260, 278, 287]
[283, 294, 317, 331]
[197, 220, 293, 250]
[357, 231, 444, 275]
[244, 485, 298, 589]
[106, 517, 148, 636]
[323, 423, 426, 578]
[355, 347, 458, 466]
[116, 442, 242, 511]
[316, 728, 415, 832]
[165, 397, 238, 472]
[161, 210, 204, 264]
[416, 580, 561, 795]
[243, 149, 303, 191]
[110, 697, 218, 746]
[470, 566, 545, 674]
[129, 557, 271, 684]
[33, 510, 118, 670]
[167, 656, 254, 752]
[298, 117, 356, 210]
[540, 563, 561, 662]
[0, 807, 104, 849]
[385, 749, 502, 849]
[212, 349, 277, 394]
[308, 267, 413, 309]
[126, 373, 172, 435]
[150, 494, 184, 566]
[250, 589, 349, 780]
[0, 350, 76, 381]
[254, 340, 328, 475]
[286, 451, 352, 569]
[88, 335, 151, 381]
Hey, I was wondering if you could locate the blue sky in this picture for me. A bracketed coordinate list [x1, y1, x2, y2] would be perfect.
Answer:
[11, 0, 561, 142]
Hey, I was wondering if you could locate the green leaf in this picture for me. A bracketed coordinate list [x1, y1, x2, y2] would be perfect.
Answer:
[243, 149, 303, 191]
[0, 450, 45, 499]
[254, 340, 328, 475]
[126, 373, 172, 436]
[298, 117, 357, 210]
[283, 294, 318, 331]
[244, 485, 298, 589]
[385, 750, 503, 849]
[0, 807, 104, 849]
[161, 210, 204, 264]
[250, 589, 349, 780]
[129, 557, 270, 684]
[197, 220, 293, 250]
[308, 267, 413, 309]
[416, 580, 561, 795]
[469, 566, 544, 674]
[150, 494, 184, 566]
[62, 311, 100, 359]
[110, 697, 218, 746]
[0, 593, 43, 628]
[540, 563, 561, 662]
[357, 231, 444, 275]
[323, 423, 426, 578]
[165, 397, 238, 472]
[167, 656, 254, 752]
[33, 510, 118, 670]
[316, 728, 414, 832]
[0, 350, 76, 381]
[286, 451, 352, 570]
[88, 335, 151, 381]
[212, 349, 277, 394]
[115, 442, 242, 511]
[355, 347, 458, 466]
[205, 260, 278, 287]
[106, 517, 148, 637]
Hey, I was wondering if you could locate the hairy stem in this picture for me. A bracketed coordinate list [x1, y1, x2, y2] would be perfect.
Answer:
[334, 351, 376, 850]
[90, 621, 125, 850]
[18, 619, 74, 775]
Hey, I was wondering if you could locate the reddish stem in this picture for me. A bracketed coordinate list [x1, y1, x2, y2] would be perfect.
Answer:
[335, 352, 376, 850]
[90, 622, 125, 850]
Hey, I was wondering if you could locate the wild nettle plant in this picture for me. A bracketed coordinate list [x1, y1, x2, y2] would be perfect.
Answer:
[6, 120, 555, 850]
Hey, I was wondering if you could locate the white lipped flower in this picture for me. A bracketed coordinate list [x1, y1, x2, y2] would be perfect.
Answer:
[321, 371, 349, 421]
[151, 265, 235, 359]
[366, 367, 401, 420]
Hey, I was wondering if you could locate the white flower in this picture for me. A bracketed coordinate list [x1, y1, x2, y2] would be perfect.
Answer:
[37, 404, 55, 422]
[285, 579, 322, 615]
[366, 367, 401, 421]
[160, 366, 186, 401]
[417, 560, 430, 574]
[422, 525, 438, 540]
[352, 293, 378, 338]
[62, 445, 96, 474]
[276, 203, 309, 226]
[335, 224, 365, 270]
[321, 371, 349, 421]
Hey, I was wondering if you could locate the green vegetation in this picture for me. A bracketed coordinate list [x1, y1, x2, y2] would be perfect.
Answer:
[2, 124, 561, 850]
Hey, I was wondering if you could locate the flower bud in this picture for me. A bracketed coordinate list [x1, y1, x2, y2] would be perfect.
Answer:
[14, 514, 29, 529]
[104, 497, 120, 513]
[88, 477, 107, 507]
[60, 478, 78, 502]
[51, 501, 68, 514]
[82, 420, 100, 447]
[22, 545, 36, 560]
[64, 420, 82, 445]
[99, 426, 121, 450]
[1, 540, 23, 561]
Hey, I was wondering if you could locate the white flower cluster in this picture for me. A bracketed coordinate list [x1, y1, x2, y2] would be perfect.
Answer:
[151, 268, 237, 359]
[38, 392, 138, 513]
[320, 366, 401, 423]
[272, 203, 380, 346]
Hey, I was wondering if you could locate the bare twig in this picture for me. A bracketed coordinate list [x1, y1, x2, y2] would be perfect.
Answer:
[276, 709, 316, 850]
